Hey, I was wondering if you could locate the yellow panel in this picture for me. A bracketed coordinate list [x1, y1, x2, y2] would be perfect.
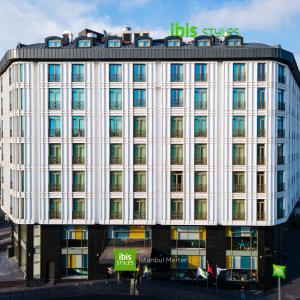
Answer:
[200, 228, 206, 240]
[226, 227, 232, 237]
[188, 256, 200, 269]
[226, 256, 232, 269]
[72, 255, 76, 268]
[67, 255, 71, 268]
[170, 255, 177, 269]
[75, 230, 82, 240]
[171, 227, 177, 240]
[129, 226, 145, 239]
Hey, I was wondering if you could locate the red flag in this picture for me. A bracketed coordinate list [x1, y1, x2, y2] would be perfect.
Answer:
[207, 264, 215, 278]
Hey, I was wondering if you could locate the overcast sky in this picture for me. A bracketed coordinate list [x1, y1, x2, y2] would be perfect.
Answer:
[0, 0, 299, 66]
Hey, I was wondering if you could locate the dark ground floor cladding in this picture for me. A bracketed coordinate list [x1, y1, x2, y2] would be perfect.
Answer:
[10, 223, 290, 290]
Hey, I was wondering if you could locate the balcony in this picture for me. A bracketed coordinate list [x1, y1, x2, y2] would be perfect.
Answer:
[233, 184, 245, 193]
[194, 211, 207, 220]
[233, 157, 245, 165]
[257, 212, 265, 221]
[195, 129, 207, 138]
[110, 102, 122, 110]
[49, 101, 61, 110]
[257, 129, 265, 137]
[49, 156, 61, 165]
[73, 184, 85, 192]
[133, 74, 146, 82]
[257, 156, 265, 165]
[48, 74, 60, 82]
[171, 129, 183, 138]
[171, 74, 183, 82]
[134, 184, 146, 192]
[110, 157, 122, 164]
[277, 183, 285, 192]
[49, 184, 61, 192]
[134, 129, 146, 138]
[72, 129, 85, 137]
[171, 183, 183, 192]
[195, 157, 207, 165]
[195, 184, 207, 193]
[110, 184, 122, 192]
[233, 212, 245, 220]
[171, 211, 183, 220]
[233, 72, 246, 81]
[73, 211, 85, 219]
[277, 156, 285, 165]
[133, 156, 146, 165]
[257, 184, 265, 193]
[278, 75, 286, 84]
[171, 157, 183, 165]
[133, 211, 146, 220]
[73, 156, 85, 164]
[72, 101, 85, 110]
[49, 211, 61, 219]
[110, 129, 122, 137]
[277, 129, 285, 138]
[233, 129, 245, 137]
[195, 73, 207, 82]
[109, 74, 122, 82]
[72, 73, 84, 82]
[278, 103, 285, 111]
[49, 129, 61, 137]
[110, 211, 122, 219]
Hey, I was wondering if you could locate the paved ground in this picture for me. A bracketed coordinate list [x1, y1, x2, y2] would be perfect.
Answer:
[0, 251, 24, 282]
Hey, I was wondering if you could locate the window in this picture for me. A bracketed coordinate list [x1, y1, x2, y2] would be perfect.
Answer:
[257, 200, 265, 221]
[277, 197, 284, 219]
[19, 64, 24, 82]
[233, 116, 245, 137]
[134, 199, 146, 219]
[133, 89, 146, 107]
[49, 144, 61, 165]
[77, 39, 91, 47]
[171, 144, 183, 165]
[133, 64, 145, 82]
[198, 40, 210, 47]
[277, 116, 285, 138]
[110, 199, 122, 219]
[171, 89, 183, 107]
[278, 65, 285, 84]
[72, 64, 84, 82]
[257, 172, 265, 193]
[72, 117, 85, 137]
[228, 39, 241, 46]
[134, 171, 146, 192]
[48, 64, 61, 82]
[195, 64, 207, 82]
[194, 117, 207, 137]
[110, 144, 122, 164]
[110, 116, 122, 137]
[233, 144, 245, 165]
[257, 116, 265, 137]
[49, 117, 61, 137]
[257, 144, 265, 165]
[278, 89, 285, 111]
[277, 171, 284, 192]
[73, 171, 85, 192]
[195, 144, 207, 165]
[257, 88, 265, 109]
[73, 144, 85, 164]
[109, 88, 122, 110]
[171, 171, 183, 192]
[167, 39, 180, 47]
[137, 39, 150, 47]
[232, 200, 245, 220]
[109, 64, 122, 82]
[233, 88, 245, 109]
[49, 199, 61, 219]
[194, 171, 207, 192]
[233, 172, 245, 193]
[49, 88, 61, 110]
[171, 116, 183, 138]
[171, 199, 183, 219]
[133, 144, 146, 164]
[195, 89, 207, 110]
[133, 116, 146, 137]
[108, 39, 121, 48]
[47, 39, 62, 47]
[257, 63, 266, 81]
[110, 171, 122, 192]
[49, 171, 61, 192]
[195, 199, 207, 220]
[277, 144, 284, 165]
[171, 64, 183, 82]
[233, 63, 245, 81]
[73, 199, 85, 219]
[72, 89, 85, 110]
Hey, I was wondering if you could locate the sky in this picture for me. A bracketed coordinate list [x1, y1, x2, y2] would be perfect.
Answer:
[0, 0, 300, 66]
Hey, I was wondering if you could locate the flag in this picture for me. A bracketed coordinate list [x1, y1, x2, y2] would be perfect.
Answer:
[207, 264, 215, 278]
[196, 267, 207, 279]
[217, 267, 227, 276]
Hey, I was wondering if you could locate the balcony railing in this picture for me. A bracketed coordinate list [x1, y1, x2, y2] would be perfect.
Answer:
[171, 157, 183, 165]
[195, 184, 207, 193]
[133, 211, 146, 220]
[171, 100, 183, 107]
[48, 74, 60, 82]
[257, 102, 265, 109]
[233, 184, 245, 193]
[194, 211, 207, 220]
[195, 73, 207, 82]
[72, 73, 84, 82]
[278, 75, 286, 84]
[195, 129, 207, 138]
[133, 74, 146, 82]
[171, 183, 183, 192]
[278, 103, 285, 111]
[233, 129, 245, 137]
[134, 129, 146, 138]
[134, 184, 146, 192]
[110, 129, 122, 137]
[171, 129, 183, 138]
[257, 156, 265, 165]
[110, 211, 122, 219]
[277, 183, 285, 192]
[257, 184, 265, 193]
[72, 101, 85, 110]
[195, 102, 207, 110]
[49, 184, 61, 192]
[134, 99, 146, 107]
[73, 156, 85, 164]
[233, 72, 246, 81]
[257, 212, 265, 221]
[233, 157, 245, 165]
[49, 129, 61, 137]
[133, 156, 146, 165]
[258, 73, 266, 81]
[110, 184, 122, 192]
[110, 157, 122, 164]
[277, 156, 285, 165]
[49, 101, 61, 110]
[171, 74, 183, 82]
[73, 184, 85, 192]
[110, 102, 122, 110]
[257, 129, 265, 137]
[195, 157, 207, 165]
[233, 101, 245, 110]
[49, 157, 61, 165]
[109, 74, 122, 82]
[49, 211, 61, 219]
[233, 212, 245, 220]
[277, 129, 285, 138]
[171, 211, 183, 220]
[73, 211, 85, 219]
[72, 129, 85, 137]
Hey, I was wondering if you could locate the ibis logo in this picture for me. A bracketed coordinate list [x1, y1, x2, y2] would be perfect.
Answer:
[114, 249, 137, 271]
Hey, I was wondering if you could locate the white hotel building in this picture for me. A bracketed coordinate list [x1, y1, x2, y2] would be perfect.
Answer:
[0, 28, 299, 288]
